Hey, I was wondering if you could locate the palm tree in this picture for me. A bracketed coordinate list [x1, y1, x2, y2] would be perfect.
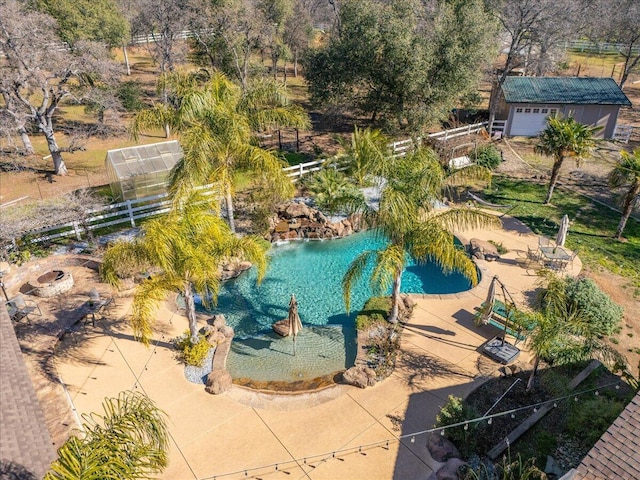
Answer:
[609, 148, 640, 240]
[338, 126, 392, 186]
[45, 391, 168, 480]
[525, 272, 627, 391]
[132, 71, 310, 233]
[342, 146, 500, 324]
[101, 194, 268, 345]
[535, 115, 600, 204]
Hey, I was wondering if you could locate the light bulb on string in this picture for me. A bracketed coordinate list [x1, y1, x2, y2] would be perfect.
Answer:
[441, 429, 445, 436]
[511, 413, 515, 419]
[553, 402, 557, 408]
[595, 390, 599, 396]
[616, 384, 620, 390]
[410, 436, 415, 443]
[464, 423, 469, 431]
[533, 407, 538, 413]
[487, 418, 492, 425]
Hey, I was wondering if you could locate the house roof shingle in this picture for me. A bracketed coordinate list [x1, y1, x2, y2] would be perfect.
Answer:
[573, 392, 640, 479]
[0, 306, 56, 478]
[501, 77, 632, 106]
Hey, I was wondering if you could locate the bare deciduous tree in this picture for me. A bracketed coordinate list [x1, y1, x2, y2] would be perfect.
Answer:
[0, 0, 119, 175]
[585, 0, 640, 89]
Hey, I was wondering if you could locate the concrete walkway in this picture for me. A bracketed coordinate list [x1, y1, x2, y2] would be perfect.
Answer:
[52, 214, 580, 480]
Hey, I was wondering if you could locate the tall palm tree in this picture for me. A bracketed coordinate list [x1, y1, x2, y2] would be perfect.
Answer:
[45, 391, 168, 480]
[342, 147, 500, 324]
[535, 115, 600, 204]
[132, 71, 310, 233]
[609, 148, 640, 240]
[525, 272, 627, 391]
[101, 194, 269, 345]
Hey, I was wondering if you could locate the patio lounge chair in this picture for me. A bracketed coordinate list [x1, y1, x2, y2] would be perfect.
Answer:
[5, 294, 42, 324]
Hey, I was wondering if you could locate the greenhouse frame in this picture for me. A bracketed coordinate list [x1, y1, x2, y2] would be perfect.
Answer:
[105, 141, 183, 201]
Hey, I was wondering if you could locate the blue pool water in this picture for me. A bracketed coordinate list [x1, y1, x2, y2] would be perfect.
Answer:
[199, 231, 473, 383]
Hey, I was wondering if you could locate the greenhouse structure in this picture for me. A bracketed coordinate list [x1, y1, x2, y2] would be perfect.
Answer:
[105, 141, 183, 201]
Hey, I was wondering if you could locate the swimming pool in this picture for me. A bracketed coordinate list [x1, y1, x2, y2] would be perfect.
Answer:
[198, 231, 473, 384]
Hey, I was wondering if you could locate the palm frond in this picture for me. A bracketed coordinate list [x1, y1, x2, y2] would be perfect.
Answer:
[342, 250, 376, 313]
[130, 275, 178, 345]
[100, 239, 150, 287]
[130, 104, 176, 140]
[429, 207, 501, 232]
[370, 245, 405, 295]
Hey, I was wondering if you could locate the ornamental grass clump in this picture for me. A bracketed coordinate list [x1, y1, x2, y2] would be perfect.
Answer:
[174, 331, 211, 367]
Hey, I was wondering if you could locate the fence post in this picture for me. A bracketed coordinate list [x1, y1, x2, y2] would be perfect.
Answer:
[73, 221, 82, 241]
[299, 163, 304, 177]
[127, 200, 136, 227]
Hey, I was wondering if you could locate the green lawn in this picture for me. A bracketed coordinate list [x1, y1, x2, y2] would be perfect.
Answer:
[483, 177, 640, 290]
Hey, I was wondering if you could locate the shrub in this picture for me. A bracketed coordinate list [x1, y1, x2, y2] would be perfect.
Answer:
[302, 168, 364, 215]
[567, 396, 626, 448]
[472, 144, 502, 170]
[435, 395, 480, 455]
[117, 81, 145, 111]
[173, 331, 211, 367]
[564, 277, 623, 336]
[355, 296, 391, 330]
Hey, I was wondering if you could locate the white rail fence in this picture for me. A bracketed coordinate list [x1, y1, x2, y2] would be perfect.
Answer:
[285, 122, 489, 179]
[26, 185, 219, 244]
[25, 124, 488, 244]
[566, 39, 640, 55]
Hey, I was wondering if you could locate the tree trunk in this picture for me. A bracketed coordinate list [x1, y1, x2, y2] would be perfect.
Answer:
[123, 45, 131, 76]
[615, 183, 640, 239]
[526, 356, 540, 392]
[39, 119, 68, 175]
[388, 274, 402, 324]
[18, 125, 35, 155]
[544, 156, 565, 204]
[225, 187, 236, 234]
[293, 50, 298, 77]
[183, 281, 199, 345]
[272, 53, 278, 80]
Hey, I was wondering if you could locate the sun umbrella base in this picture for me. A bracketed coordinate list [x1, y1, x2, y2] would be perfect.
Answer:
[481, 336, 520, 365]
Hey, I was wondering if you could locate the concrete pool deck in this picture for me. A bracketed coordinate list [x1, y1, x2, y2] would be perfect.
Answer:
[49, 214, 581, 480]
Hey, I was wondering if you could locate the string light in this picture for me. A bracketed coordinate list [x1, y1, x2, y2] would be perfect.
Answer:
[197, 381, 620, 480]
[533, 407, 537, 413]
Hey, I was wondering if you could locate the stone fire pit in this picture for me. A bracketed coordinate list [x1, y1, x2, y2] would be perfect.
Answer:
[29, 269, 74, 297]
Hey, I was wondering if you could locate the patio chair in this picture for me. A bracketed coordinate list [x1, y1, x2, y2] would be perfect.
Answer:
[538, 236, 551, 248]
[5, 294, 42, 324]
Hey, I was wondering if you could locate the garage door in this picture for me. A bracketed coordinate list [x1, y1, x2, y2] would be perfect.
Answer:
[510, 107, 558, 136]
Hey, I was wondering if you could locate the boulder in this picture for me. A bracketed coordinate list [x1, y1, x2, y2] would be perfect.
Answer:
[401, 295, 416, 310]
[283, 202, 312, 219]
[220, 325, 234, 339]
[436, 458, 467, 480]
[211, 314, 226, 329]
[342, 365, 377, 388]
[200, 325, 214, 337]
[426, 434, 461, 462]
[205, 369, 233, 395]
[468, 238, 500, 261]
[207, 330, 226, 345]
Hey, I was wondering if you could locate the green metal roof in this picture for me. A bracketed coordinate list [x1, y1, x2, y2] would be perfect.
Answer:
[501, 77, 632, 106]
